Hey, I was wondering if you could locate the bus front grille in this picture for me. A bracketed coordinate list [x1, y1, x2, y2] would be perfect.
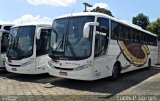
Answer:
[8, 64, 21, 67]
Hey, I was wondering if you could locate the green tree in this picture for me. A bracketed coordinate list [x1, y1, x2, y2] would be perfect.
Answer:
[91, 7, 114, 17]
[147, 18, 160, 35]
[132, 13, 149, 29]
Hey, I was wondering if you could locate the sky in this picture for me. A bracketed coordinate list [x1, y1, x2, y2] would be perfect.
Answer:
[0, 0, 160, 24]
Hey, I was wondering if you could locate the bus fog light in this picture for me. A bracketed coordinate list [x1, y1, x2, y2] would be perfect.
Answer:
[73, 65, 88, 71]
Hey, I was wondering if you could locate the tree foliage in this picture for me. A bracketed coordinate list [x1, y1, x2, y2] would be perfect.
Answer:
[132, 13, 149, 29]
[147, 18, 160, 35]
[91, 7, 114, 17]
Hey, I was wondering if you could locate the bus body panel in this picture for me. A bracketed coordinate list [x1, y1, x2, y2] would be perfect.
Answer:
[35, 55, 49, 74]
[93, 40, 158, 80]
[93, 56, 112, 80]
[48, 58, 95, 80]
[5, 56, 36, 74]
[6, 56, 49, 74]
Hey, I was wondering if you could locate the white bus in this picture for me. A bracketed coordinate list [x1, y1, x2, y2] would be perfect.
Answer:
[47, 12, 158, 80]
[5, 23, 51, 74]
[0, 23, 14, 69]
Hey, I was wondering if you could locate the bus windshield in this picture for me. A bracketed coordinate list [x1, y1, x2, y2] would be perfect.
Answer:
[49, 16, 95, 60]
[7, 26, 35, 60]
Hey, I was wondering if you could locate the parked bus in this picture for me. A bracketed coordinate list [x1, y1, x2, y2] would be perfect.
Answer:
[47, 12, 158, 80]
[0, 23, 14, 69]
[5, 23, 51, 74]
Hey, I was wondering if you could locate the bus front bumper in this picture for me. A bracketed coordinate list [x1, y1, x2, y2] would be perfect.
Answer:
[0, 59, 6, 69]
[5, 63, 37, 74]
[48, 65, 94, 81]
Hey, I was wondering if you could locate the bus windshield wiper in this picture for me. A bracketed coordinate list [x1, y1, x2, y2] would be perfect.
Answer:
[50, 33, 65, 59]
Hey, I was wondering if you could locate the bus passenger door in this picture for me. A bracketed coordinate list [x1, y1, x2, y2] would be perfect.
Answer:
[93, 17, 110, 79]
[36, 28, 51, 73]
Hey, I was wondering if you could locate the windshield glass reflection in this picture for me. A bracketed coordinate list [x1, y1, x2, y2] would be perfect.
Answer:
[7, 26, 35, 60]
[49, 16, 94, 60]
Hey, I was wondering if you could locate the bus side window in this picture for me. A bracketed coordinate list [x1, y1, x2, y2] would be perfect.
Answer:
[94, 17, 109, 57]
[1, 33, 9, 53]
[111, 21, 119, 40]
[154, 36, 157, 46]
[128, 28, 132, 40]
[36, 29, 51, 56]
[124, 26, 130, 40]
[4, 26, 12, 31]
[138, 32, 142, 43]
[119, 24, 123, 40]
[136, 31, 141, 43]
[158, 36, 160, 41]
[1, 26, 11, 53]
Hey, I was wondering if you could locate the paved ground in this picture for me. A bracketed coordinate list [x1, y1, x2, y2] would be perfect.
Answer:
[0, 67, 160, 101]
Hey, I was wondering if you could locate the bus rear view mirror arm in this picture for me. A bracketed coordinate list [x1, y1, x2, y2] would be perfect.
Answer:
[37, 26, 51, 39]
[37, 27, 42, 39]
[83, 22, 99, 38]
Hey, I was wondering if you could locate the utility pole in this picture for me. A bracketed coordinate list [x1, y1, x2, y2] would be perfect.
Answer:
[83, 2, 93, 12]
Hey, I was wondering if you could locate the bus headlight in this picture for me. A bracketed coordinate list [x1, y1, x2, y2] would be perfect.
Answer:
[73, 65, 88, 71]
[21, 61, 32, 67]
[48, 61, 54, 69]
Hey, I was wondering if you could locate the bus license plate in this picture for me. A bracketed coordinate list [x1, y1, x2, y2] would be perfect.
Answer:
[59, 71, 67, 76]
[12, 68, 17, 71]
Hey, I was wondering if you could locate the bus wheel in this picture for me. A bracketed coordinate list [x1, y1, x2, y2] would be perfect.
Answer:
[148, 59, 151, 69]
[112, 63, 121, 80]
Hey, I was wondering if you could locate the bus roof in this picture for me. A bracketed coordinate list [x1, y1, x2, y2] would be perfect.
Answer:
[0, 23, 15, 26]
[12, 22, 52, 28]
[55, 12, 157, 37]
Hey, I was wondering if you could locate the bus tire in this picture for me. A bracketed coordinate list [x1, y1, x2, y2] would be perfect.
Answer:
[112, 63, 121, 80]
[148, 59, 151, 69]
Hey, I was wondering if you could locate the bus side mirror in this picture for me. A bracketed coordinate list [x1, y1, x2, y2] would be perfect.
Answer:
[83, 22, 99, 38]
[37, 27, 42, 39]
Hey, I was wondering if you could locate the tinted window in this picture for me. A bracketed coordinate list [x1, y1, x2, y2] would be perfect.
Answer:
[36, 29, 51, 56]
[111, 20, 157, 46]
[124, 26, 130, 40]
[153, 36, 157, 46]
[95, 18, 109, 57]
[96, 18, 109, 33]
[111, 21, 119, 39]
[1, 26, 12, 53]
[4, 26, 12, 31]
[1, 33, 9, 53]
[7, 26, 35, 60]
